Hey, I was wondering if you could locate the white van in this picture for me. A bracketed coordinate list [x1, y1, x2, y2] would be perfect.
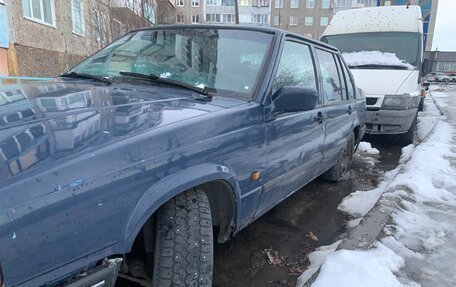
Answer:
[321, 5, 424, 144]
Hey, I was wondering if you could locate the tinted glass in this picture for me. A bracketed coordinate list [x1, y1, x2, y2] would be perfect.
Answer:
[71, 29, 273, 97]
[339, 58, 355, 99]
[316, 49, 343, 102]
[272, 40, 316, 94]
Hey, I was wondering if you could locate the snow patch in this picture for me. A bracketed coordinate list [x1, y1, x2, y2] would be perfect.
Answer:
[310, 243, 418, 287]
[296, 240, 342, 287]
[357, 141, 380, 155]
[338, 167, 400, 218]
[342, 51, 414, 70]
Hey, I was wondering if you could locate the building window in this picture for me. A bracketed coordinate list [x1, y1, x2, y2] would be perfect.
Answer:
[176, 0, 184, 6]
[252, 14, 268, 24]
[239, 13, 252, 23]
[176, 14, 185, 23]
[320, 16, 329, 26]
[384, 0, 392, 5]
[289, 15, 298, 25]
[290, 0, 298, 8]
[22, 0, 55, 26]
[222, 0, 234, 5]
[252, 0, 269, 7]
[305, 16, 313, 26]
[274, 0, 283, 8]
[239, 0, 251, 6]
[306, 0, 314, 8]
[273, 15, 280, 26]
[322, 0, 330, 9]
[192, 0, 199, 6]
[71, 0, 84, 35]
[192, 14, 200, 23]
[207, 0, 220, 5]
[223, 14, 235, 23]
[206, 13, 221, 23]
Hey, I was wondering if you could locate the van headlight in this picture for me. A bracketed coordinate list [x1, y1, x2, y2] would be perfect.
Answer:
[381, 94, 412, 110]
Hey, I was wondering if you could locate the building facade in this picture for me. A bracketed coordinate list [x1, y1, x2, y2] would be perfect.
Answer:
[174, 0, 270, 25]
[425, 51, 456, 74]
[0, 0, 175, 78]
[270, 0, 334, 39]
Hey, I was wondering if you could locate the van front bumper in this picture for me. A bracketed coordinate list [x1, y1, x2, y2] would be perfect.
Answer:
[364, 108, 417, 135]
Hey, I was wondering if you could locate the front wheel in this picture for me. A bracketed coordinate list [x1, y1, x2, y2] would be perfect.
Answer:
[322, 132, 355, 182]
[153, 189, 213, 287]
[399, 113, 417, 146]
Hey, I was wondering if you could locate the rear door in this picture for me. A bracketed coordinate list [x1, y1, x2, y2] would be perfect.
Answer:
[315, 48, 353, 173]
[256, 38, 325, 216]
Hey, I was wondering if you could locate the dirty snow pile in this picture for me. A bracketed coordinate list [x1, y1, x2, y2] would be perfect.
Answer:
[342, 51, 414, 69]
[297, 89, 456, 287]
[357, 141, 380, 155]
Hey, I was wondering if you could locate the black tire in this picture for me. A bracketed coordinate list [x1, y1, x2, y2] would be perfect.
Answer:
[322, 132, 355, 182]
[153, 189, 213, 287]
[399, 113, 417, 146]
[418, 97, 424, 112]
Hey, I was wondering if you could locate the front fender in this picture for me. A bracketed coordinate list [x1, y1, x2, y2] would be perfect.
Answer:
[121, 163, 241, 252]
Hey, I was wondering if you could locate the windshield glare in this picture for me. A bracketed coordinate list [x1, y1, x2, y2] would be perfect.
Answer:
[321, 32, 421, 69]
[70, 29, 273, 97]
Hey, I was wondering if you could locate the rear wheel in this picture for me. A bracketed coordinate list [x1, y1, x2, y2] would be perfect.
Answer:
[322, 132, 355, 182]
[153, 189, 213, 287]
[418, 97, 424, 111]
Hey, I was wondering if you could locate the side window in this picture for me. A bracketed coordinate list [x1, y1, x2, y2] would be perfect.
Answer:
[334, 56, 348, 100]
[316, 49, 343, 102]
[272, 40, 317, 94]
[340, 58, 356, 100]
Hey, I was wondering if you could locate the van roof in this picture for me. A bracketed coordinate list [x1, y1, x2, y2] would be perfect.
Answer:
[322, 5, 423, 36]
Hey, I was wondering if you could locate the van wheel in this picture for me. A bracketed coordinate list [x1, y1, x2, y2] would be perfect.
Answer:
[399, 114, 417, 146]
[153, 189, 213, 287]
[322, 132, 355, 182]
[418, 97, 424, 111]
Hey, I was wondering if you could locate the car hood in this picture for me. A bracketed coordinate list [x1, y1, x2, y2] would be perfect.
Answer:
[0, 79, 246, 183]
[351, 69, 419, 96]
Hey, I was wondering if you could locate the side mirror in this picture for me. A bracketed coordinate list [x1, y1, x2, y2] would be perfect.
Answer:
[272, 86, 318, 114]
[422, 58, 431, 75]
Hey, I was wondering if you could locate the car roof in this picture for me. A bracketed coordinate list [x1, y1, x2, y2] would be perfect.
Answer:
[131, 24, 339, 52]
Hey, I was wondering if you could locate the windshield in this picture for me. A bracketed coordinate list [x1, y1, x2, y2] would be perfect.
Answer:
[321, 32, 421, 69]
[70, 28, 273, 97]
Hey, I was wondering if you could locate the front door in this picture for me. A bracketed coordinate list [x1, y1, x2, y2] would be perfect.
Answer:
[256, 39, 325, 216]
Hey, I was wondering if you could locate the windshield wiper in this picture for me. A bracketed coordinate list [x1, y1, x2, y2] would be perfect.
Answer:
[348, 64, 410, 70]
[60, 72, 113, 85]
[119, 71, 210, 98]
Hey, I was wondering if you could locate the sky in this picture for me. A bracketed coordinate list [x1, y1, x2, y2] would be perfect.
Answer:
[431, 0, 456, 51]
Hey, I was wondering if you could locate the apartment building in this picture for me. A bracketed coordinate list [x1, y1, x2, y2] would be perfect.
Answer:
[270, 0, 334, 39]
[0, 0, 175, 78]
[174, 0, 270, 25]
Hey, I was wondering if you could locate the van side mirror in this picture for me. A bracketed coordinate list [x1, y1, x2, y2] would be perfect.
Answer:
[272, 86, 318, 114]
[422, 58, 431, 75]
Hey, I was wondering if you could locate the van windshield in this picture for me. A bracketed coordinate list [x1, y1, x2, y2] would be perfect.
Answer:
[321, 32, 421, 70]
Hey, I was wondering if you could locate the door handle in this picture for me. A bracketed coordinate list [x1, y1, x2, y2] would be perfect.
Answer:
[347, 105, 353, 115]
[315, 112, 326, 124]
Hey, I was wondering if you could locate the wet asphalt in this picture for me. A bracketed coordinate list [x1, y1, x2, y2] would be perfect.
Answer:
[213, 138, 403, 287]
